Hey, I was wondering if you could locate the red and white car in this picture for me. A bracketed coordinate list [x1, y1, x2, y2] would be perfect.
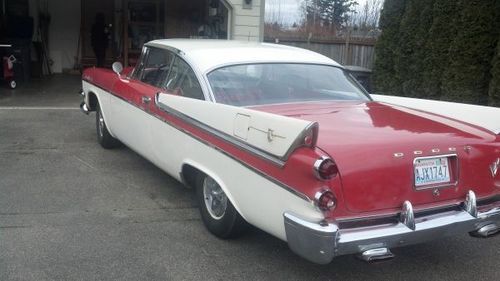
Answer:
[80, 39, 500, 264]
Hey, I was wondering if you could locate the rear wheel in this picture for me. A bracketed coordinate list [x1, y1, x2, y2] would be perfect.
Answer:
[195, 173, 247, 239]
[96, 103, 120, 149]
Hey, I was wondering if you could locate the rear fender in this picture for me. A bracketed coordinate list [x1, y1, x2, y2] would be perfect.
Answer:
[155, 93, 317, 165]
[180, 159, 248, 221]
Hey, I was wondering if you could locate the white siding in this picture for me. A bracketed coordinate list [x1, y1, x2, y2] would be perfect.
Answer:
[227, 0, 265, 42]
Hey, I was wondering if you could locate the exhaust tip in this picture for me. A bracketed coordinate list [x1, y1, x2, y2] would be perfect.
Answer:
[357, 248, 395, 263]
[470, 224, 500, 238]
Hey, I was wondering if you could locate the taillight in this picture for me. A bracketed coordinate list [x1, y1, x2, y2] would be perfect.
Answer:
[313, 156, 338, 180]
[314, 189, 337, 211]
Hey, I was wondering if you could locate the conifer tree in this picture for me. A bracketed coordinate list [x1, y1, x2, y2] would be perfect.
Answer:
[373, 0, 407, 95]
[441, 0, 499, 105]
[420, 0, 459, 99]
[394, 0, 435, 97]
[489, 40, 500, 106]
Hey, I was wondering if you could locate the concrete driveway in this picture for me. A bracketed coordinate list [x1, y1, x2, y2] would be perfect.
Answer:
[1, 75, 499, 281]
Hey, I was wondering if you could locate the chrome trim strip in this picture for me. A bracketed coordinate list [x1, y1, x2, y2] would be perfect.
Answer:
[204, 62, 343, 77]
[155, 94, 286, 167]
[82, 80, 312, 202]
[413, 153, 459, 191]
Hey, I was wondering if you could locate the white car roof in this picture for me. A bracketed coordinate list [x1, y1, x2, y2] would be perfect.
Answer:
[146, 39, 341, 74]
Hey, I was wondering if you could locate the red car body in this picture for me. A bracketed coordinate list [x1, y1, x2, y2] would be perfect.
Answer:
[81, 40, 500, 264]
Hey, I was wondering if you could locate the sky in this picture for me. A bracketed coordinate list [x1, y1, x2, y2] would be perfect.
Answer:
[265, 0, 372, 25]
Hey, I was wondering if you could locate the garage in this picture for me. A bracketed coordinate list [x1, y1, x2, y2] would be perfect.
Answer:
[0, 0, 264, 83]
[0, 2, 269, 278]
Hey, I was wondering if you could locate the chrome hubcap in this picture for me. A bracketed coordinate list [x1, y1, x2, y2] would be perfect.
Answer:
[98, 111, 104, 137]
[203, 176, 228, 220]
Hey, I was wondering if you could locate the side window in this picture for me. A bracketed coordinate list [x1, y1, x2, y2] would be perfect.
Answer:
[164, 57, 205, 100]
[137, 47, 174, 88]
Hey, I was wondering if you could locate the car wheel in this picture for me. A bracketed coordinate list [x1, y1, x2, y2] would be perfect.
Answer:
[96, 103, 120, 149]
[9, 80, 16, 89]
[196, 173, 247, 239]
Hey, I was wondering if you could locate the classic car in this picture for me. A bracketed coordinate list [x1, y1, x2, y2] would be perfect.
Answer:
[80, 39, 500, 264]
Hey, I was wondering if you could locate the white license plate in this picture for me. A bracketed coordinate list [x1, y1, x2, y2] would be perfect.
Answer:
[414, 157, 451, 187]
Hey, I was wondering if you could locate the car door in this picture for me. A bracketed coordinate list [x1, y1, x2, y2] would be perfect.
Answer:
[148, 55, 207, 174]
[110, 46, 174, 160]
[128, 47, 174, 110]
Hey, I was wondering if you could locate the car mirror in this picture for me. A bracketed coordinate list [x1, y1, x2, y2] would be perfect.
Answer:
[112, 62, 123, 75]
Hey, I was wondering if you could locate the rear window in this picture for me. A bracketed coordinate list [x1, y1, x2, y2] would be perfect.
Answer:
[207, 63, 370, 106]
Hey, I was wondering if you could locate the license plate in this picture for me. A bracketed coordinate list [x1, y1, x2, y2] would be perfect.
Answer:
[414, 157, 451, 187]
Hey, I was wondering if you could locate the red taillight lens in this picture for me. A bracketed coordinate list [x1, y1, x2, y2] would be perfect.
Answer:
[314, 157, 338, 180]
[315, 190, 337, 211]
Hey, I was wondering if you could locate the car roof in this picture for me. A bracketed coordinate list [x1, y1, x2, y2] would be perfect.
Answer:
[145, 39, 341, 74]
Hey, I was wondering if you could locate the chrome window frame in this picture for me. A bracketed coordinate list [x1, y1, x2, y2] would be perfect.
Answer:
[144, 43, 214, 102]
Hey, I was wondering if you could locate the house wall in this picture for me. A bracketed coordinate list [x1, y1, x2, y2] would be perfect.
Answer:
[226, 0, 265, 42]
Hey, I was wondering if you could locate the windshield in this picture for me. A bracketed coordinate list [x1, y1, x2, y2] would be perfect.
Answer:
[207, 63, 370, 106]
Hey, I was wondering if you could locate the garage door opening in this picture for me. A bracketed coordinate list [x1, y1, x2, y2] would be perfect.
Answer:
[1, 0, 264, 79]
[80, 0, 232, 67]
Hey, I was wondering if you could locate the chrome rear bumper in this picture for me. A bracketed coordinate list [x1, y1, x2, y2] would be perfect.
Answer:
[284, 191, 500, 264]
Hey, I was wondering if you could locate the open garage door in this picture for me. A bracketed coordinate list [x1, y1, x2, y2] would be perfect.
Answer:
[123, 0, 231, 66]
[80, 0, 232, 67]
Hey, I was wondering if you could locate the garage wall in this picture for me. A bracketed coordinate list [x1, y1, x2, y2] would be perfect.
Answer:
[227, 0, 264, 42]
[47, 0, 81, 73]
[28, 0, 81, 73]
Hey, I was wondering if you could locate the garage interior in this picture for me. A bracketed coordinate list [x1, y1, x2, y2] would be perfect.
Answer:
[0, 0, 233, 84]
[0, 2, 283, 279]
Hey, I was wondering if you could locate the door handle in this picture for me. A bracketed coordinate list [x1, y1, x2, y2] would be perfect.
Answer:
[141, 96, 151, 104]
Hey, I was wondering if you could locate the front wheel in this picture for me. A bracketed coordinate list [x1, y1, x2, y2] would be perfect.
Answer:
[196, 173, 248, 239]
[96, 103, 120, 149]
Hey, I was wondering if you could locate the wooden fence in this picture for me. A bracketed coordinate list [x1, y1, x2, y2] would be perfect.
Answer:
[264, 36, 377, 69]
